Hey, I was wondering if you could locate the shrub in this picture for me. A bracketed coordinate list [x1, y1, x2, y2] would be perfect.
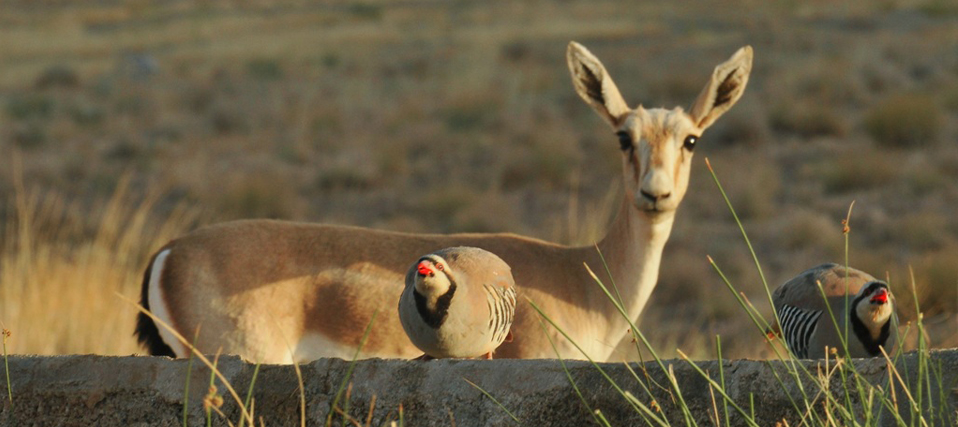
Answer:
[863, 93, 941, 148]
[12, 124, 48, 149]
[68, 101, 104, 127]
[706, 107, 770, 147]
[817, 150, 899, 194]
[942, 84, 958, 112]
[769, 102, 846, 138]
[34, 64, 80, 90]
[888, 211, 949, 252]
[347, 3, 382, 20]
[246, 58, 284, 81]
[780, 210, 842, 253]
[215, 172, 301, 220]
[5, 95, 55, 120]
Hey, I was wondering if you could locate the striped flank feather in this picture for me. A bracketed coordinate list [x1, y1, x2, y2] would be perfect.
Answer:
[779, 305, 823, 359]
[485, 283, 517, 344]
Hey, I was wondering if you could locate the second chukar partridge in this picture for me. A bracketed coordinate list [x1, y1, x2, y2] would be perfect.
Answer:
[398, 246, 517, 360]
[771, 263, 899, 359]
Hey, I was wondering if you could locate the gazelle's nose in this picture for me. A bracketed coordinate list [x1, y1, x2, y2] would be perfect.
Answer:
[640, 168, 673, 204]
[640, 190, 671, 202]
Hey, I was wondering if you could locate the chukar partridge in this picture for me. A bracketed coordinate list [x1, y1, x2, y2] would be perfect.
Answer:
[771, 263, 898, 359]
[398, 246, 517, 360]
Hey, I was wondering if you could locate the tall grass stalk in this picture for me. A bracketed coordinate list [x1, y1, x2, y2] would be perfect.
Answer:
[536, 316, 613, 427]
[326, 310, 378, 427]
[581, 261, 698, 425]
[238, 362, 262, 427]
[206, 351, 221, 427]
[2, 326, 10, 402]
[273, 323, 308, 427]
[127, 298, 255, 426]
[703, 159, 773, 318]
[531, 300, 667, 425]
[183, 327, 202, 427]
[714, 336, 729, 427]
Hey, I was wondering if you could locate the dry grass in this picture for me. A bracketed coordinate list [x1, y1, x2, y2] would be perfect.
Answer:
[0, 0, 956, 359]
[0, 166, 196, 355]
[864, 92, 943, 148]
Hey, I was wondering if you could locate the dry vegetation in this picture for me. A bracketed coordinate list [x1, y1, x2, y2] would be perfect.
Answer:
[0, 0, 956, 360]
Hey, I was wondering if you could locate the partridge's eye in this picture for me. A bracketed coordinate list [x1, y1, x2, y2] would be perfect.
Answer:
[436, 263, 444, 271]
[683, 135, 699, 151]
[616, 131, 632, 151]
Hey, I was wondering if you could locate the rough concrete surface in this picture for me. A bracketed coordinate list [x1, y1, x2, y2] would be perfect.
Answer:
[0, 351, 956, 426]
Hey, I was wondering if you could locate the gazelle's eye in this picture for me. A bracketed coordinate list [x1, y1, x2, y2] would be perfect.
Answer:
[683, 135, 699, 151]
[616, 131, 632, 151]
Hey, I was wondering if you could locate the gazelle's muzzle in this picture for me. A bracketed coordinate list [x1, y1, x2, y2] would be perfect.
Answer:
[637, 169, 675, 211]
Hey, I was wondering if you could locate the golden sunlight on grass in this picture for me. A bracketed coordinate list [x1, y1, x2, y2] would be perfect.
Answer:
[0, 170, 196, 355]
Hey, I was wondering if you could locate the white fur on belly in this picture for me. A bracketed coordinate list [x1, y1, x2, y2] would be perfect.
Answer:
[147, 249, 188, 357]
[293, 332, 407, 362]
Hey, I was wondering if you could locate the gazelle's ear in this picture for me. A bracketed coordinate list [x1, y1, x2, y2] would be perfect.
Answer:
[689, 46, 753, 130]
[567, 41, 630, 127]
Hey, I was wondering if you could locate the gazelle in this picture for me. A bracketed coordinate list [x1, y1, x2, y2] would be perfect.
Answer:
[135, 42, 753, 363]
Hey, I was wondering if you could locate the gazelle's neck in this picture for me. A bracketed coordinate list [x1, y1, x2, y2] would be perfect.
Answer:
[589, 199, 676, 359]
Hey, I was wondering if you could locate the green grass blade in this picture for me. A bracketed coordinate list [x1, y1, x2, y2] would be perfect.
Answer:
[675, 350, 761, 427]
[183, 354, 194, 427]
[531, 301, 665, 426]
[620, 361, 669, 424]
[126, 298, 254, 426]
[704, 159, 774, 320]
[708, 257, 815, 418]
[540, 327, 611, 426]
[534, 315, 608, 426]
[594, 242, 629, 320]
[580, 258, 697, 426]
[463, 377, 520, 423]
[238, 362, 261, 427]
[715, 336, 730, 427]
[206, 353, 220, 427]
[326, 309, 378, 426]
[182, 328, 201, 427]
[2, 327, 11, 402]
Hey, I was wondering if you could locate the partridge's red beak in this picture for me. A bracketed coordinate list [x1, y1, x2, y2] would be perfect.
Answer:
[870, 288, 888, 304]
[417, 262, 433, 277]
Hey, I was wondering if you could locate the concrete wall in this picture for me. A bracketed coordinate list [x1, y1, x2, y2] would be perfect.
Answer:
[1, 351, 955, 426]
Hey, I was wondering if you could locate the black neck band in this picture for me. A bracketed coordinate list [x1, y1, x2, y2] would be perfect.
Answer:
[414, 281, 457, 329]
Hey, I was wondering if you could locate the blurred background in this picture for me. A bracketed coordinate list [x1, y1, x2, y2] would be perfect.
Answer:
[0, 0, 955, 360]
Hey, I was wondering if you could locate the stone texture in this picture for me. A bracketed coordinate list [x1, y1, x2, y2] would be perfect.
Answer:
[0, 351, 955, 426]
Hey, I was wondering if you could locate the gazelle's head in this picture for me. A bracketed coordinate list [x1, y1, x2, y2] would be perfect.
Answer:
[567, 42, 752, 215]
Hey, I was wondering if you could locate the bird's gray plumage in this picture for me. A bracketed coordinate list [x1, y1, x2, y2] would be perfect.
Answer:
[772, 263, 898, 359]
[398, 246, 517, 359]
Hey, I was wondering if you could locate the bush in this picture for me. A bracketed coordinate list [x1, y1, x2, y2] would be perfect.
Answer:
[12, 123, 48, 149]
[863, 93, 941, 148]
[6, 95, 55, 120]
[769, 104, 846, 138]
[817, 150, 899, 194]
[246, 58, 284, 81]
[34, 64, 80, 89]
[769, 102, 846, 138]
[215, 172, 301, 220]
[347, 3, 382, 20]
